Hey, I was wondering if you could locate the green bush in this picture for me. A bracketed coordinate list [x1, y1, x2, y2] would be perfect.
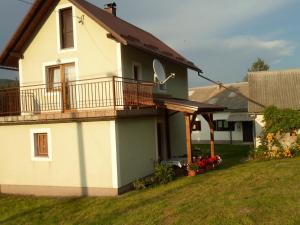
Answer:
[264, 106, 300, 134]
[133, 179, 146, 190]
[250, 106, 300, 161]
[133, 164, 175, 190]
[133, 176, 156, 190]
[154, 163, 175, 185]
[188, 163, 199, 171]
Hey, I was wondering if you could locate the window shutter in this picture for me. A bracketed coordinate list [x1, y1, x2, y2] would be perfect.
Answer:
[35, 133, 48, 156]
[60, 7, 74, 49]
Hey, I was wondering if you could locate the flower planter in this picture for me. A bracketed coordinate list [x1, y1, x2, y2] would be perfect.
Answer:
[206, 165, 214, 170]
[188, 170, 197, 177]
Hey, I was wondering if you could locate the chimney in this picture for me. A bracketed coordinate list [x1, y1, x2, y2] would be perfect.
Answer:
[104, 2, 117, 16]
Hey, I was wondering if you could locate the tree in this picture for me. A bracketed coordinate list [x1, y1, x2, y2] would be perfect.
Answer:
[248, 58, 270, 72]
[244, 58, 270, 81]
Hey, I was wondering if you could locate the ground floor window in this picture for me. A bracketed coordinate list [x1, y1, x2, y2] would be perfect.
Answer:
[34, 133, 48, 157]
[30, 128, 52, 161]
[213, 120, 235, 131]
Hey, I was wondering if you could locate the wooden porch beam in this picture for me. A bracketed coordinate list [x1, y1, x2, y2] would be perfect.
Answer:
[184, 113, 192, 164]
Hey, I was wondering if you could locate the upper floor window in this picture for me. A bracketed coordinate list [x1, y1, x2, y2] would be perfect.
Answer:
[59, 7, 74, 49]
[46, 66, 61, 92]
[45, 63, 75, 92]
[132, 63, 142, 81]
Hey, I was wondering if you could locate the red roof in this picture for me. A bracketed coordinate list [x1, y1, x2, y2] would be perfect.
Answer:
[0, 0, 201, 72]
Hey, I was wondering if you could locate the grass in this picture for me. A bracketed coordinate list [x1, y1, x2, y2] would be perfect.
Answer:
[1, 144, 300, 225]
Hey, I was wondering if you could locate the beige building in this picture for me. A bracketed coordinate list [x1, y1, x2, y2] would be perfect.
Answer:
[248, 70, 300, 147]
[0, 0, 223, 196]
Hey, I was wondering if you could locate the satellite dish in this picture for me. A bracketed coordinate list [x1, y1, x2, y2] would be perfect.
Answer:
[153, 59, 166, 82]
[153, 59, 175, 85]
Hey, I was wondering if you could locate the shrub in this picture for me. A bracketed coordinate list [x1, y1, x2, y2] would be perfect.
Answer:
[133, 176, 156, 190]
[264, 106, 300, 134]
[154, 163, 175, 184]
[133, 164, 175, 190]
[250, 106, 300, 161]
[188, 163, 199, 171]
[133, 179, 146, 190]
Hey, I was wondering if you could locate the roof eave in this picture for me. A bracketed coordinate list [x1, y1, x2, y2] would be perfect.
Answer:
[69, 0, 127, 45]
[0, 0, 59, 68]
[126, 42, 201, 72]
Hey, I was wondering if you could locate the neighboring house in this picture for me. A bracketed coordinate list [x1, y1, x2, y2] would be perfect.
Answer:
[0, 0, 223, 196]
[248, 70, 300, 147]
[189, 82, 254, 144]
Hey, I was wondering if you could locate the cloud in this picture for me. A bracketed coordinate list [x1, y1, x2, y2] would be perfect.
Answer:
[113, 0, 296, 47]
[186, 35, 296, 87]
[224, 36, 295, 58]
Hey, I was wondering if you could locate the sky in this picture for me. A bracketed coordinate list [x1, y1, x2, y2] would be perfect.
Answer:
[0, 0, 300, 87]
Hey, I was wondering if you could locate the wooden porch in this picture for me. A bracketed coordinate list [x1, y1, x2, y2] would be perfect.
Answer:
[155, 97, 225, 163]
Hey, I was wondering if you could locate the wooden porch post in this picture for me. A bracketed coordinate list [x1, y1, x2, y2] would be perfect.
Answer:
[209, 116, 215, 158]
[184, 113, 192, 164]
[202, 113, 215, 158]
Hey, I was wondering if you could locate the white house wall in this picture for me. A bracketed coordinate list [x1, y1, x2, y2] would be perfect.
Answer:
[0, 121, 116, 196]
[254, 114, 265, 147]
[192, 113, 244, 143]
[116, 117, 157, 187]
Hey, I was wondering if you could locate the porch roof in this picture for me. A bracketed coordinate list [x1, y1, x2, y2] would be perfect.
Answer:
[155, 97, 225, 114]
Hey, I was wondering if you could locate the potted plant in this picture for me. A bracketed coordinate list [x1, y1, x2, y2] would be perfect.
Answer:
[187, 163, 199, 177]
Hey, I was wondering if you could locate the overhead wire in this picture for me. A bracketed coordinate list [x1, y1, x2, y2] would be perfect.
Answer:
[197, 71, 265, 108]
[16, 0, 33, 5]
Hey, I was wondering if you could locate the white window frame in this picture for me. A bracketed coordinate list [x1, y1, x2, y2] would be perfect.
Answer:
[42, 58, 79, 94]
[41, 58, 79, 112]
[132, 62, 142, 81]
[56, 3, 78, 53]
[30, 128, 53, 162]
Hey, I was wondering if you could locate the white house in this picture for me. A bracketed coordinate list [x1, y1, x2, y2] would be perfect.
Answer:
[189, 82, 254, 144]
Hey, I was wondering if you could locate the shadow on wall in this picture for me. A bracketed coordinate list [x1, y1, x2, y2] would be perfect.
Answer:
[76, 122, 88, 195]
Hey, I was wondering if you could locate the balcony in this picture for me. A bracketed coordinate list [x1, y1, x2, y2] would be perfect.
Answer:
[0, 77, 156, 123]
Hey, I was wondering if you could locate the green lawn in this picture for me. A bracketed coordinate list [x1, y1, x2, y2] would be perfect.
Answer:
[1, 145, 300, 225]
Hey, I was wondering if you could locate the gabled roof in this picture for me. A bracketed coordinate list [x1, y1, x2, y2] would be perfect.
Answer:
[0, 0, 201, 72]
[189, 82, 249, 112]
[248, 70, 300, 113]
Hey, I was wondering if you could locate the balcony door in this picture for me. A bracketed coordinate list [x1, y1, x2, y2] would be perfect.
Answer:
[62, 63, 76, 111]
[46, 63, 76, 112]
